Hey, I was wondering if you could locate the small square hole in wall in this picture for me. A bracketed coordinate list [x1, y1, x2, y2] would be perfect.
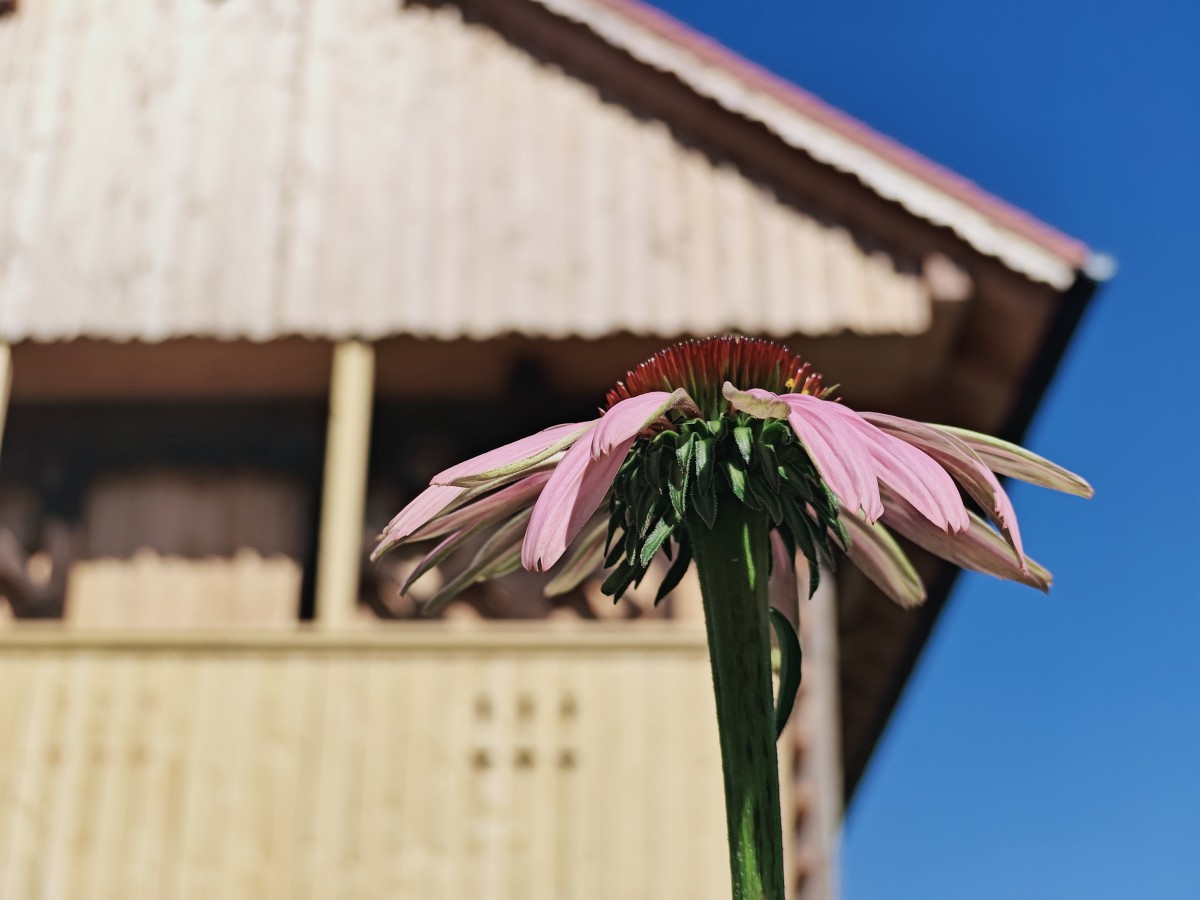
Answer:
[0, 2, 17, 17]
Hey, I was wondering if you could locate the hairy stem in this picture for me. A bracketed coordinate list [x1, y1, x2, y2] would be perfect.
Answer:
[687, 504, 785, 900]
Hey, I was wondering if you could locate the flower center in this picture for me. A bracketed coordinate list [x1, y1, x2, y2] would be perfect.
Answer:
[605, 335, 827, 419]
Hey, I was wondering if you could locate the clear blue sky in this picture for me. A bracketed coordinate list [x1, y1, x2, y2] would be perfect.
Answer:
[648, 2, 1200, 897]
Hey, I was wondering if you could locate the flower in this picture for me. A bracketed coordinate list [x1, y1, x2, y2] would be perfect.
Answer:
[373, 336, 1091, 612]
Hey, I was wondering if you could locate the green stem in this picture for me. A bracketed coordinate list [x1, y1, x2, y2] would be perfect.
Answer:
[687, 503, 786, 900]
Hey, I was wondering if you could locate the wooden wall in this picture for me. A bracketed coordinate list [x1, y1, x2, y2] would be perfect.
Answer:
[0, 626, 737, 900]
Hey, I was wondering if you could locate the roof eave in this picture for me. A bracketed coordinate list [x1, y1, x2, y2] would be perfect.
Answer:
[532, 0, 1091, 287]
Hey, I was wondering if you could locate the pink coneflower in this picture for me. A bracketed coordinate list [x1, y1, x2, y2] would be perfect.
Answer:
[373, 336, 1089, 612]
[373, 335, 1090, 900]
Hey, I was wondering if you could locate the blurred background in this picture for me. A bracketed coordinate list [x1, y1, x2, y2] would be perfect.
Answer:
[0, 1, 1193, 898]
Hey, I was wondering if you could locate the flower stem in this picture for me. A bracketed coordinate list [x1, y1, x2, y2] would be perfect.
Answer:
[687, 503, 786, 900]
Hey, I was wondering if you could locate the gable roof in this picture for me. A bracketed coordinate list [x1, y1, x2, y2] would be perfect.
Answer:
[534, 0, 1092, 288]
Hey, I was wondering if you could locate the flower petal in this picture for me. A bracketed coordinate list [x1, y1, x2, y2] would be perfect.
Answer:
[838, 512, 927, 608]
[523, 434, 635, 571]
[881, 489, 1051, 591]
[589, 388, 700, 458]
[435, 421, 595, 487]
[408, 469, 552, 543]
[845, 420, 970, 533]
[420, 509, 534, 614]
[781, 394, 885, 522]
[862, 412, 1025, 568]
[768, 529, 800, 623]
[544, 518, 609, 597]
[372, 483, 463, 560]
[937, 427, 1094, 499]
[723, 383, 791, 420]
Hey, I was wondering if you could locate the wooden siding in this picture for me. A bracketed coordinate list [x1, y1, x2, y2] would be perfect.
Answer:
[0, 627, 736, 900]
[0, 0, 931, 344]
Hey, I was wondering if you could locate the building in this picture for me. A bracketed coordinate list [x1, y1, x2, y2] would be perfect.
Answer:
[0, 1, 1102, 897]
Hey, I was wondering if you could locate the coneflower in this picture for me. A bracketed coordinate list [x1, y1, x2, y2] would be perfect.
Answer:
[374, 335, 1091, 900]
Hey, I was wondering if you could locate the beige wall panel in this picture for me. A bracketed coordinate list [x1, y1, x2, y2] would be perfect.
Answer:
[0, 627, 770, 900]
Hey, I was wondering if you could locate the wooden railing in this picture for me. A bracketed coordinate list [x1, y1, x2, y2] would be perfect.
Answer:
[0, 623, 741, 900]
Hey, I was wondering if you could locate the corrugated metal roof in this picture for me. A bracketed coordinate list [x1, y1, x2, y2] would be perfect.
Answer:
[0, 0, 930, 344]
[540, 0, 1091, 288]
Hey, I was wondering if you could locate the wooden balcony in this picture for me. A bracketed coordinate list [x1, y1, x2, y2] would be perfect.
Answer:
[0, 623, 743, 900]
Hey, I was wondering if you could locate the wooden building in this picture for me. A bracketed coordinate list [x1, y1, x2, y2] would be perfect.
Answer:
[0, 1, 1102, 897]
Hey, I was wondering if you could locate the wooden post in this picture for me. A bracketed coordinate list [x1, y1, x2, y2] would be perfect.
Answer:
[314, 341, 375, 629]
[799, 569, 843, 899]
[0, 342, 12, 461]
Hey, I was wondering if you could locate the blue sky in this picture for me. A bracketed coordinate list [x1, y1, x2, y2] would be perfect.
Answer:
[648, 2, 1200, 897]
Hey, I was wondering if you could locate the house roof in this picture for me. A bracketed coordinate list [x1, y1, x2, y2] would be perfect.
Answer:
[532, 0, 1093, 287]
[0, 0, 1091, 345]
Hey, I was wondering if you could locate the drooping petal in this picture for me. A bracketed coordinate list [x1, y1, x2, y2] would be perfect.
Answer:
[781, 393, 886, 522]
[401, 524, 477, 596]
[881, 489, 1051, 592]
[843, 418, 970, 533]
[435, 421, 595, 487]
[408, 469, 552, 543]
[589, 388, 700, 458]
[544, 518, 609, 597]
[768, 529, 800, 624]
[862, 412, 1026, 568]
[838, 512, 927, 608]
[420, 508, 535, 614]
[937, 426, 1094, 498]
[372, 483, 464, 560]
[728, 383, 966, 532]
[522, 434, 636, 571]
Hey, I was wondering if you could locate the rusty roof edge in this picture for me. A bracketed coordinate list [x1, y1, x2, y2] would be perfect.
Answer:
[842, 265, 1106, 805]
[531, 0, 1093, 289]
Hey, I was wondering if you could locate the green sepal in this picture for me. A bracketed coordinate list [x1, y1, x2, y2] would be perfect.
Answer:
[761, 420, 791, 447]
[604, 511, 623, 556]
[769, 608, 802, 738]
[639, 517, 677, 567]
[749, 475, 784, 525]
[670, 434, 695, 518]
[694, 436, 715, 496]
[654, 539, 693, 605]
[733, 426, 754, 464]
[600, 560, 638, 599]
[758, 441, 782, 492]
[692, 480, 719, 529]
[722, 461, 749, 502]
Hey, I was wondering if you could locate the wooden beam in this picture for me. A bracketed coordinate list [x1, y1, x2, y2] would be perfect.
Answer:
[314, 341, 375, 629]
[0, 341, 11, 461]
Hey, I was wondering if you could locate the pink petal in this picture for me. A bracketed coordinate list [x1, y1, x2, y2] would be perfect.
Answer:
[881, 489, 1051, 591]
[589, 389, 699, 458]
[862, 412, 1025, 568]
[522, 434, 635, 571]
[372, 483, 463, 560]
[938, 426, 1094, 499]
[435, 421, 595, 486]
[768, 530, 800, 623]
[841, 417, 970, 534]
[408, 469, 552, 543]
[839, 512, 927, 608]
[782, 394, 886, 522]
